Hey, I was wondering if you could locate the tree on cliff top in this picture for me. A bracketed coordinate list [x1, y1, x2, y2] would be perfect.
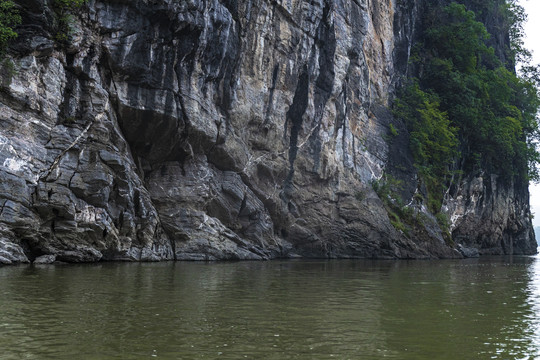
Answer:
[394, 1, 540, 213]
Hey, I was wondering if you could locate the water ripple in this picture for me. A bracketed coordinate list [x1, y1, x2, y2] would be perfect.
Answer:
[0, 259, 539, 359]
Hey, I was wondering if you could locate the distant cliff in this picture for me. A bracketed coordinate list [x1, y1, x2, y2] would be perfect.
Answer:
[0, 0, 536, 264]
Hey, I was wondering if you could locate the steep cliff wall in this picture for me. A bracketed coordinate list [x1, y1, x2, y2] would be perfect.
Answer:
[0, 0, 534, 264]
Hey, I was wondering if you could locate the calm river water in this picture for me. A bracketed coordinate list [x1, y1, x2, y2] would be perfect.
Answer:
[1, 257, 540, 359]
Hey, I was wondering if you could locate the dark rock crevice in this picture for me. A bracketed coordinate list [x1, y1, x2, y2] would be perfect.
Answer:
[282, 66, 309, 202]
[309, 0, 336, 173]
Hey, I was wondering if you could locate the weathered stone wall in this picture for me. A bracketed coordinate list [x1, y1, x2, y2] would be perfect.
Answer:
[444, 174, 536, 256]
[0, 0, 534, 264]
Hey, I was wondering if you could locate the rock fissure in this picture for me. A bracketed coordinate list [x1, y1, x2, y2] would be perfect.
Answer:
[282, 66, 310, 199]
[38, 119, 94, 181]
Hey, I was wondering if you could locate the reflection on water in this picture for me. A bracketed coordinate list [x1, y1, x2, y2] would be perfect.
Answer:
[527, 256, 540, 359]
[1, 257, 540, 359]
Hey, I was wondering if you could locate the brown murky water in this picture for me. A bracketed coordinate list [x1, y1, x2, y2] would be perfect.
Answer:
[1, 257, 540, 359]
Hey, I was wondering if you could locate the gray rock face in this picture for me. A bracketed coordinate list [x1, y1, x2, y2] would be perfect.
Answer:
[457, 244, 480, 259]
[0, 237, 29, 265]
[33, 254, 56, 264]
[444, 175, 537, 255]
[0, 0, 534, 263]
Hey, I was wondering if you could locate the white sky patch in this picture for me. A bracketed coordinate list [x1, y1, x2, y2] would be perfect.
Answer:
[520, 0, 540, 226]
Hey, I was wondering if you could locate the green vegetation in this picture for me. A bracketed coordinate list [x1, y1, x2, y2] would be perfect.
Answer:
[371, 175, 414, 236]
[393, 1, 540, 214]
[389, 123, 399, 137]
[0, 0, 85, 54]
[0, 0, 20, 58]
[354, 190, 366, 202]
[371, 174, 454, 244]
[53, 0, 86, 43]
[0, 57, 16, 88]
[55, 0, 85, 7]
[435, 212, 453, 246]
[393, 82, 458, 213]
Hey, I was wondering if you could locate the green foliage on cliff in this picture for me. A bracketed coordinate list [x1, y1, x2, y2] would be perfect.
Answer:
[371, 175, 413, 236]
[394, 1, 540, 213]
[0, 0, 20, 57]
[394, 82, 458, 213]
[53, 0, 85, 43]
[55, 0, 85, 8]
[0, 0, 84, 52]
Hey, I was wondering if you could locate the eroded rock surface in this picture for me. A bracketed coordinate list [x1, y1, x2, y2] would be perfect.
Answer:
[444, 175, 536, 256]
[0, 0, 534, 263]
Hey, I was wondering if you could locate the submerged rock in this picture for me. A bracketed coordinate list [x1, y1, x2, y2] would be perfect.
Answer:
[33, 254, 56, 264]
[457, 245, 480, 259]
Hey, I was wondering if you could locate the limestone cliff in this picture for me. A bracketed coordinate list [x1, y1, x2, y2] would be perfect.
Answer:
[0, 0, 535, 264]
